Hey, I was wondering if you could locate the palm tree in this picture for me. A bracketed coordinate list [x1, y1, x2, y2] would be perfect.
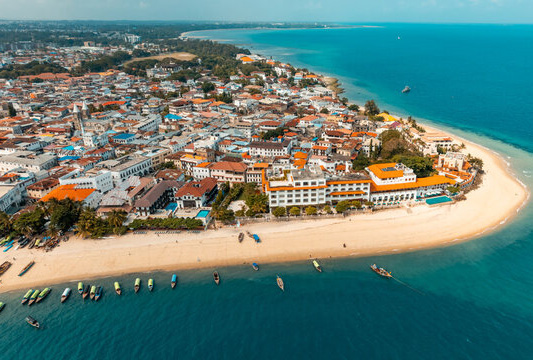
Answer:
[107, 210, 127, 235]
[0, 211, 12, 236]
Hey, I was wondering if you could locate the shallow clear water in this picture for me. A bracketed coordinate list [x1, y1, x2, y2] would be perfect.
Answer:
[1, 24, 533, 359]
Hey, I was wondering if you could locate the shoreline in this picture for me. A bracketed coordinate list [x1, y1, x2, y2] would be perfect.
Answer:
[0, 129, 528, 294]
[0, 34, 531, 295]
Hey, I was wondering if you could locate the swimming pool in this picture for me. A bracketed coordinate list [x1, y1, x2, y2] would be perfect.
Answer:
[165, 202, 178, 212]
[196, 210, 210, 218]
[426, 196, 453, 205]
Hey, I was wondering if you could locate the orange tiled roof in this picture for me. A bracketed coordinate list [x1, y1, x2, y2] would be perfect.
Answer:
[40, 184, 95, 202]
[367, 163, 403, 179]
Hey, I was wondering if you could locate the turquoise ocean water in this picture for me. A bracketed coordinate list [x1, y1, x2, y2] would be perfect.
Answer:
[2, 25, 533, 359]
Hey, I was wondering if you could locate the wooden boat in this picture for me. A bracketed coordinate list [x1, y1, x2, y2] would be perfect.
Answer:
[28, 290, 40, 306]
[312, 260, 322, 273]
[26, 316, 40, 329]
[94, 286, 102, 301]
[0, 261, 11, 277]
[21, 289, 33, 305]
[252, 263, 259, 271]
[148, 279, 154, 292]
[171, 274, 177, 289]
[238, 233, 244, 243]
[78, 282, 84, 295]
[370, 264, 392, 278]
[18, 261, 35, 277]
[89, 285, 96, 300]
[0, 302, 5, 312]
[82, 285, 90, 299]
[36, 288, 51, 303]
[213, 271, 220, 285]
[27, 239, 36, 249]
[134, 278, 141, 293]
[114, 282, 121, 295]
[276, 275, 285, 291]
[61, 288, 71, 303]
[246, 231, 253, 239]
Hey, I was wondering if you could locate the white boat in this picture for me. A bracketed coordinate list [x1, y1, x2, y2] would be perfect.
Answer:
[61, 288, 71, 303]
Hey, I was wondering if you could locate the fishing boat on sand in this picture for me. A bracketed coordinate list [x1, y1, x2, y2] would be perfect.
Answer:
[61, 288, 71, 303]
[252, 263, 259, 271]
[134, 278, 141, 293]
[26, 316, 40, 329]
[36, 288, 51, 304]
[89, 286, 96, 300]
[94, 286, 102, 301]
[18, 261, 35, 277]
[114, 282, 121, 295]
[213, 271, 220, 285]
[171, 274, 177, 289]
[370, 264, 392, 278]
[0, 261, 11, 277]
[148, 279, 154, 292]
[28, 290, 40, 306]
[82, 285, 90, 299]
[276, 275, 285, 291]
[312, 260, 322, 273]
[238, 232, 244, 243]
[21, 289, 33, 305]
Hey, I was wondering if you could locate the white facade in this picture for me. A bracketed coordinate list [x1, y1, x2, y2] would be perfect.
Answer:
[59, 171, 113, 193]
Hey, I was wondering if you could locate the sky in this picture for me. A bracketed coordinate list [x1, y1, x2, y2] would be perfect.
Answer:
[0, 0, 532, 23]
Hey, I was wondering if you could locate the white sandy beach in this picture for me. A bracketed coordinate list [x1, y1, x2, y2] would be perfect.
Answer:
[0, 128, 529, 293]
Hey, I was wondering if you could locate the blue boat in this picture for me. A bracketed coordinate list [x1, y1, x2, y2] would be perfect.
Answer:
[3, 244, 13, 252]
[252, 234, 261, 243]
[171, 274, 177, 289]
[252, 263, 259, 271]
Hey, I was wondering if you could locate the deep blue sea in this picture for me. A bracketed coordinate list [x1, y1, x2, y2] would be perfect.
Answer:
[2, 24, 533, 359]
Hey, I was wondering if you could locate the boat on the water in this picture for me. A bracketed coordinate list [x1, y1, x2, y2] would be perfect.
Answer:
[82, 285, 90, 299]
[134, 278, 141, 293]
[18, 261, 35, 277]
[36, 288, 51, 303]
[276, 275, 285, 291]
[21, 289, 33, 305]
[0, 261, 11, 277]
[312, 260, 322, 273]
[238, 232, 244, 243]
[28, 290, 40, 306]
[94, 286, 102, 301]
[26, 316, 40, 329]
[370, 264, 392, 278]
[90, 285, 96, 300]
[61, 288, 71, 303]
[402, 86, 411, 93]
[114, 282, 121, 295]
[0, 302, 5, 312]
[252, 263, 259, 271]
[171, 274, 177, 289]
[78, 282, 84, 295]
[213, 271, 220, 285]
[148, 279, 154, 292]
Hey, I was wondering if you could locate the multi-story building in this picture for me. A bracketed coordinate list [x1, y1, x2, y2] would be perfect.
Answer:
[366, 163, 456, 204]
[0, 151, 57, 173]
[97, 155, 152, 185]
[248, 139, 292, 158]
[59, 170, 114, 193]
